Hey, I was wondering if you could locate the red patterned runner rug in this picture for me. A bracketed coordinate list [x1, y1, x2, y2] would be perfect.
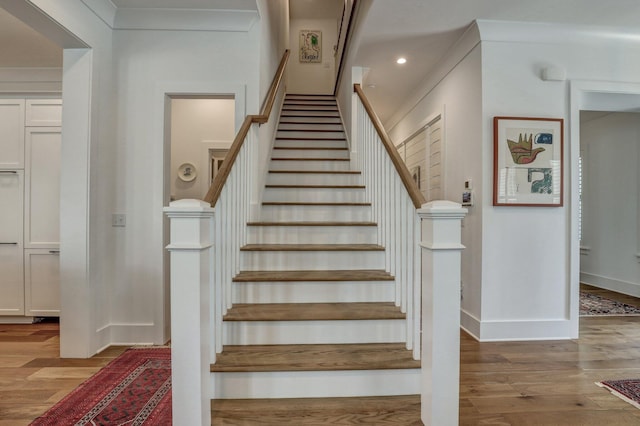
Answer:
[597, 379, 640, 409]
[30, 348, 171, 425]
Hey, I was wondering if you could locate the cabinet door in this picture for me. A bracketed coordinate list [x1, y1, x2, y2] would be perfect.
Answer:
[25, 249, 60, 316]
[25, 99, 62, 127]
[0, 100, 26, 169]
[25, 127, 61, 248]
[0, 171, 24, 316]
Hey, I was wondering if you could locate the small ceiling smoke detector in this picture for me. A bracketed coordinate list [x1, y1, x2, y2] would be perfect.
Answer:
[396, 57, 407, 64]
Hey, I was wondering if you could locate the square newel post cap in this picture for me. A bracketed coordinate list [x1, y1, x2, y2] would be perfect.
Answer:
[417, 200, 467, 219]
[164, 199, 214, 217]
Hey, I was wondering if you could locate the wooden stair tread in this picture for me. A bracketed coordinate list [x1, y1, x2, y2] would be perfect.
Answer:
[276, 137, 346, 140]
[277, 129, 342, 132]
[240, 244, 384, 251]
[211, 343, 419, 372]
[224, 302, 404, 321]
[263, 201, 370, 206]
[233, 269, 394, 282]
[268, 170, 361, 174]
[273, 146, 348, 150]
[271, 157, 349, 161]
[211, 395, 421, 424]
[265, 184, 365, 189]
[279, 121, 342, 124]
[247, 221, 376, 226]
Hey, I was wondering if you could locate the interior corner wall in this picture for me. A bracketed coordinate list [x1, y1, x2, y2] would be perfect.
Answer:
[580, 112, 640, 296]
[387, 45, 483, 338]
[19, 0, 117, 357]
[288, 18, 338, 94]
[480, 36, 640, 341]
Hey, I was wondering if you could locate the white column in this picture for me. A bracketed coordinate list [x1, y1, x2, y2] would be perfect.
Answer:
[418, 200, 467, 426]
[164, 199, 214, 426]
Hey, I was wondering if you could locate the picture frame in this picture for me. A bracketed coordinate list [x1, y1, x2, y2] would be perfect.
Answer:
[493, 117, 563, 206]
[299, 30, 322, 63]
[178, 162, 197, 182]
[411, 166, 421, 189]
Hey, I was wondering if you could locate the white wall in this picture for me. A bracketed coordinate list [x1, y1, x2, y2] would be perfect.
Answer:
[288, 18, 338, 94]
[385, 20, 640, 342]
[9, 0, 118, 357]
[580, 112, 640, 296]
[170, 98, 235, 201]
[388, 45, 483, 335]
[112, 27, 260, 346]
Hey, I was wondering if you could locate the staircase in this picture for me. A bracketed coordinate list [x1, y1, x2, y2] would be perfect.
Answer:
[209, 94, 421, 402]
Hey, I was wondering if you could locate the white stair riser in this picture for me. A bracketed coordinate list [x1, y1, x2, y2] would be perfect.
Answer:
[283, 105, 337, 111]
[247, 225, 377, 244]
[281, 111, 339, 117]
[286, 95, 335, 101]
[223, 319, 406, 345]
[271, 149, 349, 159]
[276, 131, 345, 139]
[270, 159, 350, 171]
[279, 123, 344, 131]
[260, 205, 371, 221]
[275, 139, 348, 149]
[233, 281, 394, 303]
[267, 172, 361, 186]
[263, 187, 366, 203]
[240, 250, 385, 271]
[210, 369, 420, 399]
[278, 116, 342, 124]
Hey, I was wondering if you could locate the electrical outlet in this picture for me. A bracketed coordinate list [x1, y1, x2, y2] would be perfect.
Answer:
[112, 214, 126, 227]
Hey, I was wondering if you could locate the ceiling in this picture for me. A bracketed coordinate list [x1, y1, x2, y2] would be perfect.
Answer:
[356, 0, 640, 124]
[4, 0, 640, 122]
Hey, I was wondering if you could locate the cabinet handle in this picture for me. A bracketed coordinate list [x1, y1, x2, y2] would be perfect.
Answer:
[0, 171, 17, 174]
[0, 242, 18, 245]
[49, 250, 60, 254]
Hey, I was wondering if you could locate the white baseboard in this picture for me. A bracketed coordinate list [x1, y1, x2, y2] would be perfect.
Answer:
[580, 272, 640, 298]
[95, 322, 160, 347]
[476, 319, 572, 342]
[0, 316, 34, 324]
[460, 309, 480, 340]
[460, 309, 573, 341]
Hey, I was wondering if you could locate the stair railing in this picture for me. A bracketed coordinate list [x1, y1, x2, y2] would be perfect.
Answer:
[353, 83, 425, 360]
[353, 83, 467, 426]
[164, 49, 289, 426]
[204, 48, 289, 353]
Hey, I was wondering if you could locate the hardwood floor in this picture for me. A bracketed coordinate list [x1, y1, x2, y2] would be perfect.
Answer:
[1, 287, 640, 425]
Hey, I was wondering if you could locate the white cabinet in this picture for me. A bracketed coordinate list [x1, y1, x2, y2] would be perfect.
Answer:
[25, 127, 61, 249]
[0, 98, 61, 318]
[0, 100, 25, 169]
[25, 100, 62, 127]
[24, 249, 60, 316]
[0, 171, 24, 316]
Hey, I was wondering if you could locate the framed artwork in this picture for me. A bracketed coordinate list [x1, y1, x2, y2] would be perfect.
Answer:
[411, 166, 421, 189]
[493, 117, 563, 206]
[299, 30, 322, 63]
[178, 162, 197, 182]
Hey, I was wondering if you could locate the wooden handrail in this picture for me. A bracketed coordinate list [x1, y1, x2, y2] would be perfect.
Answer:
[203, 49, 290, 206]
[354, 83, 427, 208]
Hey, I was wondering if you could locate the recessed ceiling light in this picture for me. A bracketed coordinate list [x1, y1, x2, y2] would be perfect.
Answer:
[396, 57, 407, 64]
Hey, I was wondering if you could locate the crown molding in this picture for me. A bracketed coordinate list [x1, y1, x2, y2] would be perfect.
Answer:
[79, 0, 259, 32]
[80, 0, 117, 28]
[114, 8, 258, 32]
[476, 19, 640, 45]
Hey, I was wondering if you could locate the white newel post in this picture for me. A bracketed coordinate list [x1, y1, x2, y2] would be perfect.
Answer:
[164, 199, 214, 426]
[418, 200, 467, 426]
